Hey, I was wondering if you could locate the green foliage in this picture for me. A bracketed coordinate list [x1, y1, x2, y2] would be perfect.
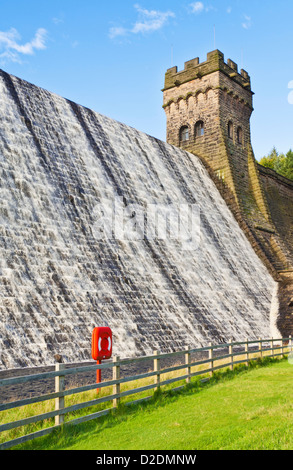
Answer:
[259, 147, 293, 181]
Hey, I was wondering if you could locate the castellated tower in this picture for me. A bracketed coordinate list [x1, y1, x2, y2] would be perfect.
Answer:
[162, 49, 272, 231]
[163, 49, 293, 337]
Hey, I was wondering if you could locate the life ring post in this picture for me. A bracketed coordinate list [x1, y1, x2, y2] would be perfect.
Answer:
[91, 327, 113, 394]
[96, 359, 101, 393]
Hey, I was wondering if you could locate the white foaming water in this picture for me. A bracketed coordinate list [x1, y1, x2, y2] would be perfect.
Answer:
[269, 284, 281, 338]
[0, 71, 277, 369]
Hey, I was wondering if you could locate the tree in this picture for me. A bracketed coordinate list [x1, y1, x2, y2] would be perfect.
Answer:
[259, 147, 279, 170]
[280, 149, 293, 180]
[259, 148, 293, 181]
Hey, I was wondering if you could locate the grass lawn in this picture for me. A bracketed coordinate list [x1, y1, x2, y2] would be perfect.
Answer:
[14, 358, 293, 450]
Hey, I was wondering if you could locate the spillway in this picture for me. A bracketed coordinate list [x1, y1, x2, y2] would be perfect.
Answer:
[0, 70, 277, 369]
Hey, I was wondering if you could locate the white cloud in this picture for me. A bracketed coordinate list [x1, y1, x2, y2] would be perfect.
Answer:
[109, 4, 175, 39]
[52, 17, 64, 25]
[242, 15, 252, 29]
[0, 27, 47, 63]
[227, 7, 232, 14]
[189, 2, 217, 14]
[132, 5, 175, 34]
[109, 26, 128, 39]
[190, 2, 205, 14]
[288, 81, 293, 104]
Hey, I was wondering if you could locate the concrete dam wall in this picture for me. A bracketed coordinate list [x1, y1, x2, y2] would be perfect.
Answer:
[0, 70, 278, 369]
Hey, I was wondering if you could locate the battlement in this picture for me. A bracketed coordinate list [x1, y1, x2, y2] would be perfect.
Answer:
[163, 49, 251, 92]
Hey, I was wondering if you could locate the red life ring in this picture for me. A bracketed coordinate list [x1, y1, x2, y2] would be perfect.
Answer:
[92, 327, 112, 360]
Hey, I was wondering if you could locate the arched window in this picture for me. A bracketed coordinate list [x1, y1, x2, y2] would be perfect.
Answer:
[237, 126, 243, 145]
[228, 121, 233, 139]
[195, 120, 204, 138]
[179, 126, 189, 142]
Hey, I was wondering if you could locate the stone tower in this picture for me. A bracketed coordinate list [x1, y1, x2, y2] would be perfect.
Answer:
[162, 49, 272, 230]
[162, 49, 293, 337]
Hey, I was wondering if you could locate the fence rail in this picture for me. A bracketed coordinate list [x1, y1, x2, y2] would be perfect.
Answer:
[0, 336, 292, 450]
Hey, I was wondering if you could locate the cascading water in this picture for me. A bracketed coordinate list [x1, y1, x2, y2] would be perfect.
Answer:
[0, 70, 278, 369]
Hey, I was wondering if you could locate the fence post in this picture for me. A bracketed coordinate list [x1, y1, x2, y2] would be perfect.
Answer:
[208, 342, 213, 377]
[245, 338, 249, 367]
[55, 363, 65, 426]
[229, 339, 233, 371]
[154, 350, 160, 391]
[259, 337, 262, 359]
[271, 337, 274, 358]
[290, 335, 292, 353]
[185, 349, 191, 384]
[113, 356, 120, 408]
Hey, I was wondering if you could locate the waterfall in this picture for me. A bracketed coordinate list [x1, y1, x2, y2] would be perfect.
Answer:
[269, 284, 281, 338]
[0, 70, 277, 369]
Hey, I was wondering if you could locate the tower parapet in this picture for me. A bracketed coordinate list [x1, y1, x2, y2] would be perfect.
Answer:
[163, 50, 251, 93]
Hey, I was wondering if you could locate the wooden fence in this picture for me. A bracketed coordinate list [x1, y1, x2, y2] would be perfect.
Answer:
[0, 336, 292, 450]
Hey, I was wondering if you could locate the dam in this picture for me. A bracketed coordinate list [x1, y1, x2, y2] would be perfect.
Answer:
[0, 68, 278, 369]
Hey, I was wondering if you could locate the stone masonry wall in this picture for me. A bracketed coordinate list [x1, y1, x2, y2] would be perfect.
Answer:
[258, 165, 293, 335]
[258, 165, 293, 266]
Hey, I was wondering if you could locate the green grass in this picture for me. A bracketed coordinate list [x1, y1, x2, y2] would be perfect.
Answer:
[11, 357, 293, 450]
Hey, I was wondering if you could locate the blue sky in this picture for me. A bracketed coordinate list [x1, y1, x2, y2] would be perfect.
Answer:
[0, 0, 292, 159]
